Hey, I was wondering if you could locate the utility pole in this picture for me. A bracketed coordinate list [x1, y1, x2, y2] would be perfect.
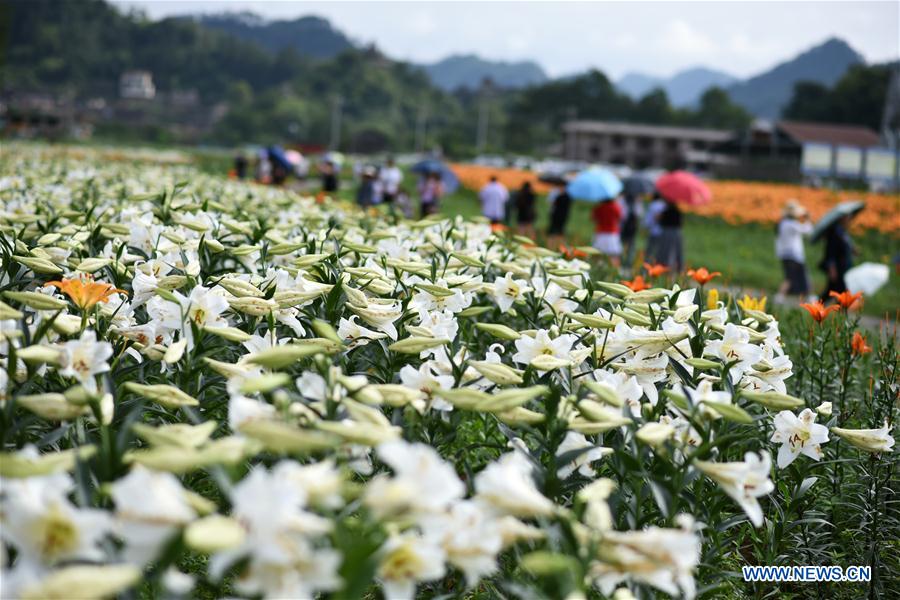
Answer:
[415, 103, 428, 153]
[476, 97, 488, 154]
[329, 94, 343, 150]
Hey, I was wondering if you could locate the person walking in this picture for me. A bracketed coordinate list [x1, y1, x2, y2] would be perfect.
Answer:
[320, 160, 338, 194]
[515, 181, 537, 239]
[419, 172, 444, 217]
[619, 192, 642, 267]
[479, 175, 509, 225]
[775, 200, 813, 300]
[818, 214, 855, 302]
[644, 193, 666, 262]
[653, 199, 683, 271]
[356, 167, 376, 208]
[591, 198, 623, 267]
[546, 183, 572, 249]
[379, 157, 402, 206]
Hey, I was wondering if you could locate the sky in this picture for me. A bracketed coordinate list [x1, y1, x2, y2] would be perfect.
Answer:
[111, 0, 900, 79]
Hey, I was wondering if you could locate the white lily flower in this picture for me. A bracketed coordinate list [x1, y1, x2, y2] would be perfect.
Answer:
[696, 451, 774, 527]
[475, 451, 555, 517]
[57, 330, 113, 393]
[493, 272, 529, 313]
[771, 408, 829, 468]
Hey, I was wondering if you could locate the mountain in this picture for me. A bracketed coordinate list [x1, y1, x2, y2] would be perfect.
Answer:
[726, 37, 864, 118]
[422, 54, 548, 91]
[666, 68, 739, 106]
[193, 12, 354, 59]
[617, 67, 737, 106]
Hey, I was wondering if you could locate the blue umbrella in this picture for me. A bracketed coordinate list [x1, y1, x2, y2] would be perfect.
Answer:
[567, 167, 623, 202]
[267, 146, 292, 172]
[411, 159, 459, 194]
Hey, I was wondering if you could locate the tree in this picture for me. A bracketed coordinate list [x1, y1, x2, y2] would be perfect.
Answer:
[783, 81, 832, 122]
[782, 64, 893, 131]
[692, 87, 753, 130]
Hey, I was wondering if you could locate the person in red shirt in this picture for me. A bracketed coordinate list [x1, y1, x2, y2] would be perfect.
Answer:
[591, 198, 623, 267]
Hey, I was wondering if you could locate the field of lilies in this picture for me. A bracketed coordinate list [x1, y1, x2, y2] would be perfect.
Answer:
[0, 145, 897, 600]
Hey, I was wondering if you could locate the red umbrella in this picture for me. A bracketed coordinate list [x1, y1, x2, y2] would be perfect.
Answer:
[655, 171, 711, 206]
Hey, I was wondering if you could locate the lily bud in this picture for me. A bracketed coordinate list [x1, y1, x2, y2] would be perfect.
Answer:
[474, 322, 521, 340]
[163, 338, 188, 364]
[496, 407, 546, 426]
[245, 339, 342, 368]
[202, 326, 253, 342]
[577, 400, 631, 427]
[124, 382, 199, 408]
[482, 385, 548, 412]
[368, 384, 424, 407]
[0, 300, 23, 319]
[529, 354, 571, 371]
[469, 360, 524, 385]
[75, 257, 112, 273]
[13, 254, 63, 274]
[831, 423, 895, 453]
[17, 393, 89, 420]
[315, 420, 401, 446]
[685, 357, 721, 370]
[132, 421, 218, 449]
[388, 336, 449, 354]
[20, 565, 141, 600]
[568, 312, 615, 329]
[228, 296, 278, 316]
[217, 277, 264, 298]
[740, 390, 805, 410]
[457, 305, 492, 318]
[0, 445, 96, 478]
[157, 275, 189, 290]
[184, 515, 246, 553]
[293, 253, 330, 268]
[240, 420, 341, 454]
[239, 373, 291, 395]
[582, 380, 624, 407]
[16, 345, 63, 364]
[3, 291, 68, 311]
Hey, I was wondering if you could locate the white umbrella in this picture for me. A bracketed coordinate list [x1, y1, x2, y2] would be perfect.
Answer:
[844, 262, 890, 296]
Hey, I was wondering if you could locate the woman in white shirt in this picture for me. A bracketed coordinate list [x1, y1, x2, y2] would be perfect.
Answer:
[775, 200, 813, 298]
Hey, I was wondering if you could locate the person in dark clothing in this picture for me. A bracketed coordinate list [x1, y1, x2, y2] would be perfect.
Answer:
[654, 200, 683, 271]
[233, 155, 248, 179]
[515, 182, 536, 239]
[547, 184, 572, 249]
[620, 193, 641, 267]
[819, 216, 854, 301]
[356, 167, 376, 208]
[321, 161, 338, 194]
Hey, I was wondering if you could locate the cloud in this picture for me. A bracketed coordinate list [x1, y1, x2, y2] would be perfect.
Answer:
[659, 19, 718, 57]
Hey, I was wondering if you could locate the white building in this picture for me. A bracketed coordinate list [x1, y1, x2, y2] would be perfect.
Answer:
[119, 70, 156, 100]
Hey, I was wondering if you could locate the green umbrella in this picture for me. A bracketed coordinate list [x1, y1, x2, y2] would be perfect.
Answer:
[810, 200, 865, 243]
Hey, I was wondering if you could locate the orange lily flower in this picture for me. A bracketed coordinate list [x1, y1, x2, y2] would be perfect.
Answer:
[643, 262, 669, 277]
[800, 300, 839, 323]
[559, 245, 588, 259]
[490, 223, 508, 233]
[621, 275, 650, 292]
[851, 331, 872, 355]
[686, 267, 721, 285]
[45, 275, 127, 311]
[829, 290, 863, 310]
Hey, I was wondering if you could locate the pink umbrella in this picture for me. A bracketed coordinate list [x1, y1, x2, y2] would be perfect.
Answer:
[655, 171, 712, 206]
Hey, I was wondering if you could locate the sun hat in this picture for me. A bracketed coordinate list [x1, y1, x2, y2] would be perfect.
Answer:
[783, 199, 807, 218]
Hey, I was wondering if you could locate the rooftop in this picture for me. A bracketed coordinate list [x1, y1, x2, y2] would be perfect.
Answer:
[777, 120, 882, 148]
[562, 120, 732, 141]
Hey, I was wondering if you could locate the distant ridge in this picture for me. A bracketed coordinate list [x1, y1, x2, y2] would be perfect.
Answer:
[726, 37, 864, 117]
[618, 67, 737, 106]
[421, 54, 548, 91]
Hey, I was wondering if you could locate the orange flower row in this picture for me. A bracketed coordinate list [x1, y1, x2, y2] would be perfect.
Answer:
[448, 165, 900, 235]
